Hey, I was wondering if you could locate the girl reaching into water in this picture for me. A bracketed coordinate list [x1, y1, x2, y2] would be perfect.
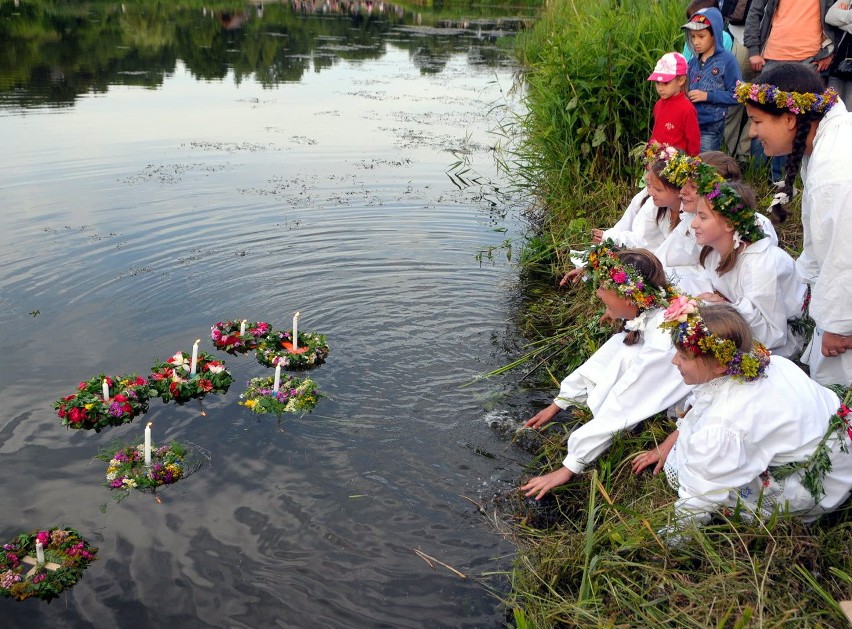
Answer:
[521, 247, 693, 500]
[633, 301, 852, 529]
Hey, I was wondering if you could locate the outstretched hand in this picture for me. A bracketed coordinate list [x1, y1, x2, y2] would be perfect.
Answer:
[632, 431, 678, 475]
[520, 467, 574, 500]
[559, 267, 585, 287]
[524, 404, 561, 429]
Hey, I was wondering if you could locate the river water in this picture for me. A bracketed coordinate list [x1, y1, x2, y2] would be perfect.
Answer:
[0, 1, 540, 626]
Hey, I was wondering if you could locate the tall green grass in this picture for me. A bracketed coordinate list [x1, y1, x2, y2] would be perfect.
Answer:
[498, 1, 852, 626]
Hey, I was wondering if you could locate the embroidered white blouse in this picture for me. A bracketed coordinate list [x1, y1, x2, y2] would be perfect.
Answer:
[666, 356, 852, 524]
[552, 308, 693, 474]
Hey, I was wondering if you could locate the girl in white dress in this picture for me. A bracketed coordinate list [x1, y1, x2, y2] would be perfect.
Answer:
[521, 247, 693, 500]
[633, 301, 852, 528]
[690, 179, 805, 358]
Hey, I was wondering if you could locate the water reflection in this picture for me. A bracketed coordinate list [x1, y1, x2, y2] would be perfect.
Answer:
[0, 0, 537, 109]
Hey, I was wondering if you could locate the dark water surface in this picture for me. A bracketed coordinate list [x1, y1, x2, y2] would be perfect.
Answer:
[0, 1, 539, 626]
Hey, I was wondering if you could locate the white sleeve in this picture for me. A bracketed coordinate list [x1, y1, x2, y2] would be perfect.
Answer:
[562, 338, 691, 474]
[608, 187, 649, 233]
[728, 250, 802, 352]
[826, 3, 852, 31]
[802, 180, 852, 336]
[675, 423, 772, 524]
[601, 197, 661, 249]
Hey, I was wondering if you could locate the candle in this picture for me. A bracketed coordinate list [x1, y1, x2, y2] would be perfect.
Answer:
[189, 339, 201, 377]
[144, 422, 152, 466]
[35, 540, 45, 564]
[102, 379, 110, 403]
[292, 311, 301, 351]
[239, 319, 247, 336]
[273, 363, 281, 393]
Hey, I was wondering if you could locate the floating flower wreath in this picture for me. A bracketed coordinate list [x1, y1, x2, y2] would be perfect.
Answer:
[0, 527, 97, 602]
[734, 81, 838, 115]
[148, 351, 233, 404]
[239, 375, 321, 415]
[210, 320, 271, 354]
[255, 330, 329, 369]
[53, 374, 150, 432]
[96, 441, 188, 497]
[581, 240, 674, 311]
[661, 296, 771, 382]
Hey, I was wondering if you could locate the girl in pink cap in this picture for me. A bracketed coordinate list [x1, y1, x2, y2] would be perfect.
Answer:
[648, 52, 701, 155]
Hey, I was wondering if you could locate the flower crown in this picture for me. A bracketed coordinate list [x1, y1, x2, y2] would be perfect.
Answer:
[661, 152, 723, 189]
[734, 81, 838, 115]
[702, 181, 765, 244]
[582, 240, 673, 311]
[661, 296, 771, 382]
[643, 141, 679, 168]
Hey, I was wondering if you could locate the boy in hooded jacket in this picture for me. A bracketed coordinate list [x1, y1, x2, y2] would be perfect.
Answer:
[683, 7, 743, 151]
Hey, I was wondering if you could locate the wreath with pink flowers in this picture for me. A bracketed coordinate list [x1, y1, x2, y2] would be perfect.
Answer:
[148, 351, 233, 404]
[210, 320, 271, 354]
[0, 527, 97, 602]
[53, 374, 150, 432]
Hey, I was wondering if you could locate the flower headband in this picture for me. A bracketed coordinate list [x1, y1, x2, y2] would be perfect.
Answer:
[661, 296, 770, 382]
[582, 240, 673, 311]
[702, 181, 765, 244]
[734, 81, 838, 115]
[643, 141, 679, 168]
[661, 152, 723, 189]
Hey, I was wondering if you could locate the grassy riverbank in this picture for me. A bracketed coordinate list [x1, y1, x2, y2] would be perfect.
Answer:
[502, 1, 852, 626]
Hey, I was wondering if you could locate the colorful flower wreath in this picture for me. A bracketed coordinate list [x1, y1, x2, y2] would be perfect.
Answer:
[702, 181, 765, 244]
[643, 141, 680, 167]
[734, 81, 838, 115]
[661, 152, 724, 189]
[53, 374, 150, 432]
[148, 351, 233, 404]
[210, 320, 271, 354]
[581, 240, 674, 311]
[96, 441, 188, 497]
[255, 331, 330, 369]
[661, 296, 770, 382]
[238, 375, 321, 415]
[0, 527, 97, 602]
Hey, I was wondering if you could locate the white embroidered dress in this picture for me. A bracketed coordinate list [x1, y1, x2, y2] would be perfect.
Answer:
[552, 309, 693, 474]
[797, 100, 852, 385]
[698, 238, 807, 358]
[664, 356, 852, 524]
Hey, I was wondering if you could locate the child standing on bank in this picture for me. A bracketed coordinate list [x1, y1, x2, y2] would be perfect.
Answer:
[648, 52, 701, 155]
[683, 7, 742, 151]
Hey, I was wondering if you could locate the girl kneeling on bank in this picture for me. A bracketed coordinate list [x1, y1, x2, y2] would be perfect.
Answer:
[634, 301, 852, 527]
[522, 247, 693, 500]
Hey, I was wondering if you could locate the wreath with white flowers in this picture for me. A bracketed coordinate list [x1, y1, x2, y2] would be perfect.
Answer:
[148, 351, 233, 404]
[210, 320, 271, 354]
[53, 373, 150, 432]
[255, 330, 329, 369]
[239, 375, 321, 415]
[0, 527, 97, 602]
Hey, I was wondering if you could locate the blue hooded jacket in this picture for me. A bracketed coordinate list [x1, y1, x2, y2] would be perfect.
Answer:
[685, 7, 742, 126]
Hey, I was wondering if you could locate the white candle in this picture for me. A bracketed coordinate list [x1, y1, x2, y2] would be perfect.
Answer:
[144, 422, 152, 466]
[273, 363, 281, 393]
[239, 319, 247, 336]
[102, 379, 110, 403]
[35, 540, 45, 564]
[189, 339, 201, 376]
[292, 311, 300, 350]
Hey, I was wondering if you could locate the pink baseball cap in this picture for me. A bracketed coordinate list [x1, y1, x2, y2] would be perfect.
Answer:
[647, 52, 688, 82]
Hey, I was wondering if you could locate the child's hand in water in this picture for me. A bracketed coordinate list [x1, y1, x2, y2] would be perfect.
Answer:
[520, 467, 574, 500]
[524, 404, 561, 429]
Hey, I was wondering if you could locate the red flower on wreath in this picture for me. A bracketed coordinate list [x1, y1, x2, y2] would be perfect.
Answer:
[68, 407, 88, 424]
[198, 379, 213, 392]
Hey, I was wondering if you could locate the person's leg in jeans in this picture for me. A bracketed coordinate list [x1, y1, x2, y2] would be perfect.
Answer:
[699, 118, 726, 152]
